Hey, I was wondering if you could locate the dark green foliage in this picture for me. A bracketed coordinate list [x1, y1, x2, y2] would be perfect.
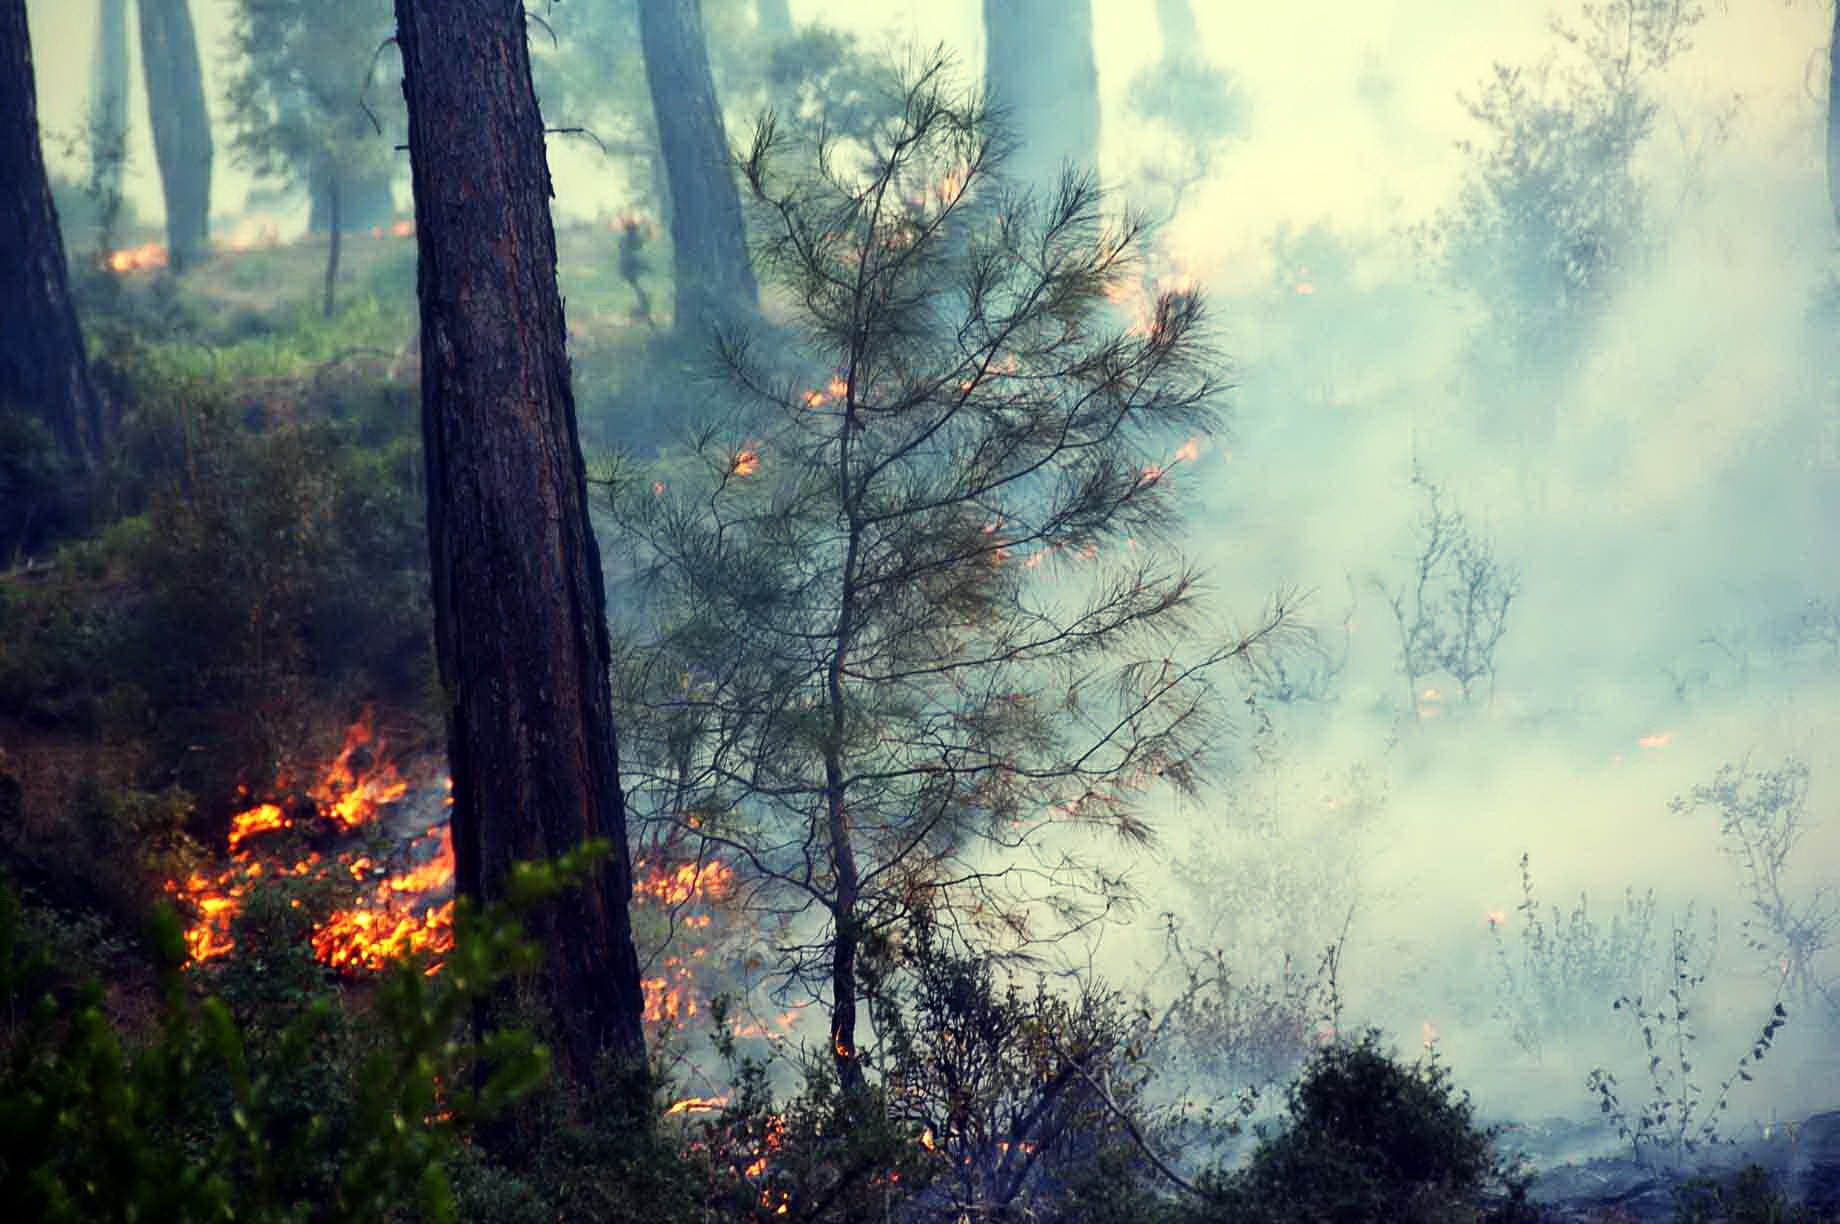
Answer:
[0, 371, 431, 805]
[874, 922, 1166, 1222]
[1672, 1162, 1825, 1224]
[1189, 1031, 1520, 1224]
[0, 408, 90, 561]
[0, 850, 626, 1222]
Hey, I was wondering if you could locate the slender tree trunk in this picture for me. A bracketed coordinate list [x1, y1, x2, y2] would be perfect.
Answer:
[88, 0, 129, 231]
[321, 171, 341, 320]
[983, 0, 1099, 194]
[824, 512, 866, 1096]
[1828, 1, 1838, 231]
[393, 0, 647, 1087]
[2, 0, 104, 466]
[309, 161, 396, 234]
[756, 0, 791, 38]
[636, 0, 758, 338]
[137, 0, 211, 271]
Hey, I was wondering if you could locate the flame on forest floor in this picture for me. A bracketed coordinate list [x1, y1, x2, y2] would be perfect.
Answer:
[168, 714, 793, 1057]
[164, 709, 454, 973]
[105, 242, 168, 273]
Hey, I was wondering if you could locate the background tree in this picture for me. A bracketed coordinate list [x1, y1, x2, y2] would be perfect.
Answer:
[392, 0, 647, 1085]
[756, 0, 790, 39]
[137, 0, 212, 270]
[87, 0, 130, 252]
[1126, 0, 1242, 221]
[636, 0, 759, 338]
[606, 62, 1290, 1097]
[1828, 1, 1838, 230]
[1431, 0, 1702, 459]
[224, 0, 401, 318]
[1, 0, 105, 467]
[983, 0, 1100, 193]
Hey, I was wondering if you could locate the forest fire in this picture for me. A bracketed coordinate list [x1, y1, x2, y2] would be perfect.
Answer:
[105, 241, 167, 273]
[164, 712, 453, 973]
[168, 717, 765, 1028]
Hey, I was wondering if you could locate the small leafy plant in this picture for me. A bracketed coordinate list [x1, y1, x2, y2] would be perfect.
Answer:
[1586, 924, 1787, 1172]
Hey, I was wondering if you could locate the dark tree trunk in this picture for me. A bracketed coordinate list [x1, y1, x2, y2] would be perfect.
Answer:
[88, 0, 129, 211]
[392, 0, 647, 1087]
[321, 172, 341, 320]
[137, 0, 211, 271]
[1, 0, 104, 466]
[309, 162, 396, 235]
[636, 0, 758, 338]
[1828, 1, 1838, 232]
[756, 0, 791, 38]
[1155, 0, 1199, 61]
[983, 0, 1099, 194]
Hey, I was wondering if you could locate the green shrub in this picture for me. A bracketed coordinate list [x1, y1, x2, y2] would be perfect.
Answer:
[1190, 1031, 1522, 1224]
[0, 856, 571, 1223]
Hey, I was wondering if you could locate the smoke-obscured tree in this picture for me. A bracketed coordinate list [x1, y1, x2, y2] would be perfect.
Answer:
[636, 0, 758, 337]
[137, 0, 212, 270]
[756, 0, 790, 38]
[1126, 0, 1242, 221]
[1432, 0, 1701, 444]
[603, 61, 1290, 1098]
[1828, 0, 1839, 230]
[87, 0, 130, 254]
[392, 0, 647, 1087]
[1, 0, 105, 468]
[1375, 474, 1518, 719]
[983, 0, 1100, 194]
[224, 0, 401, 318]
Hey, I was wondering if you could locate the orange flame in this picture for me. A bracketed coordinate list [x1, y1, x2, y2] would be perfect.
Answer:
[666, 1095, 730, 1116]
[227, 802, 288, 851]
[312, 713, 410, 829]
[105, 242, 167, 273]
[166, 712, 451, 972]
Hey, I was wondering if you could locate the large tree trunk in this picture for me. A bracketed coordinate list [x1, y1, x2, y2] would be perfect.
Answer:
[2, 0, 104, 466]
[137, 0, 211, 271]
[636, 0, 758, 338]
[983, 0, 1099, 194]
[393, 0, 647, 1087]
[88, 0, 129, 219]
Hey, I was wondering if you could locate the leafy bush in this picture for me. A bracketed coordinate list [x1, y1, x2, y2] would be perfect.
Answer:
[1490, 852, 1669, 1061]
[1189, 1031, 1523, 1224]
[0, 873, 549, 1222]
[0, 408, 89, 561]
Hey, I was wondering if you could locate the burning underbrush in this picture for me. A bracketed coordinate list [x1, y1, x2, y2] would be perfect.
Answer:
[162, 711, 788, 1045]
[163, 710, 454, 973]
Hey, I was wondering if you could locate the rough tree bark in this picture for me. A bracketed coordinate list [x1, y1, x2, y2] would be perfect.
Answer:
[392, 0, 647, 1084]
[983, 0, 1099, 193]
[636, 0, 758, 338]
[137, 0, 212, 271]
[2, 0, 104, 465]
